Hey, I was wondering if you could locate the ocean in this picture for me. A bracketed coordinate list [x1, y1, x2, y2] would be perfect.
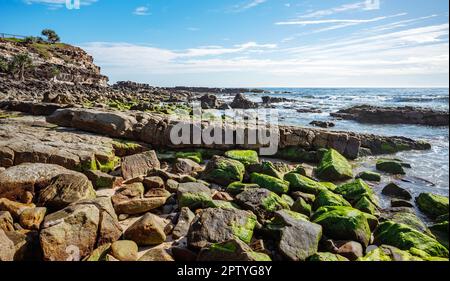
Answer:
[219, 88, 449, 217]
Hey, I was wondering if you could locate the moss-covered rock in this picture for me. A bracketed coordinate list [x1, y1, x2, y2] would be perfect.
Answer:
[313, 190, 351, 211]
[177, 182, 213, 209]
[197, 239, 271, 261]
[235, 188, 290, 220]
[308, 252, 349, 261]
[284, 173, 327, 195]
[373, 221, 448, 258]
[224, 150, 259, 165]
[316, 149, 353, 181]
[246, 161, 285, 179]
[275, 147, 319, 163]
[209, 200, 240, 210]
[250, 173, 290, 194]
[291, 197, 312, 217]
[202, 156, 245, 186]
[335, 179, 380, 214]
[416, 193, 449, 219]
[429, 221, 449, 250]
[175, 152, 203, 164]
[358, 245, 423, 261]
[356, 171, 381, 182]
[354, 196, 379, 215]
[387, 211, 433, 236]
[312, 206, 373, 247]
[226, 182, 259, 195]
[376, 159, 406, 175]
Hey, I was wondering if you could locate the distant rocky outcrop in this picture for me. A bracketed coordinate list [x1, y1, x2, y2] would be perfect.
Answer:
[331, 105, 449, 126]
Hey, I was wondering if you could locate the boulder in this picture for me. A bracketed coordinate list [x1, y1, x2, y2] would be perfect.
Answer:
[376, 159, 406, 175]
[143, 176, 165, 189]
[335, 179, 379, 209]
[356, 171, 381, 182]
[172, 207, 195, 239]
[110, 240, 138, 261]
[83, 243, 111, 261]
[85, 170, 122, 189]
[250, 173, 289, 194]
[19, 207, 47, 230]
[224, 150, 259, 165]
[235, 188, 290, 220]
[40, 203, 100, 261]
[313, 190, 351, 211]
[246, 161, 287, 179]
[383, 211, 432, 236]
[382, 183, 412, 200]
[315, 149, 353, 181]
[324, 240, 363, 261]
[138, 248, 174, 261]
[187, 208, 258, 249]
[121, 150, 160, 180]
[358, 245, 423, 261]
[177, 182, 213, 209]
[0, 211, 14, 232]
[173, 158, 203, 175]
[197, 239, 271, 261]
[391, 199, 414, 208]
[226, 182, 260, 195]
[0, 198, 35, 219]
[310, 121, 335, 128]
[0, 229, 15, 261]
[312, 206, 375, 247]
[37, 173, 96, 210]
[230, 93, 258, 109]
[284, 173, 327, 195]
[291, 197, 312, 217]
[373, 221, 448, 258]
[123, 213, 166, 246]
[0, 163, 78, 203]
[416, 193, 449, 219]
[112, 183, 167, 215]
[202, 156, 245, 186]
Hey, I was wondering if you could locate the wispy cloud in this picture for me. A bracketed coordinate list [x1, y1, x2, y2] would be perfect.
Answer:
[299, 0, 380, 18]
[133, 6, 150, 16]
[276, 13, 406, 26]
[24, 0, 97, 9]
[231, 0, 267, 13]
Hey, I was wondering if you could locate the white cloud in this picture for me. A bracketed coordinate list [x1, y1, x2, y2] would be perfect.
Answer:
[299, 0, 380, 19]
[24, 0, 97, 8]
[133, 6, 150, 16]
[276, 14, 406, 26]
[231, 0, 267, 12]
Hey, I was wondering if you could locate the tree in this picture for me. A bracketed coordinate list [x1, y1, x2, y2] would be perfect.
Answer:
[41, 29, 60, 43]
[9, 54, 33, 81]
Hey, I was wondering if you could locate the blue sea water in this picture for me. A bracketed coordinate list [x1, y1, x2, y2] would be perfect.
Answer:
[219, 88, 449, 203]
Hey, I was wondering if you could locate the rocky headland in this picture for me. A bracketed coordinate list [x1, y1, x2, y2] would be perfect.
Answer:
[0, 37, 448, 262]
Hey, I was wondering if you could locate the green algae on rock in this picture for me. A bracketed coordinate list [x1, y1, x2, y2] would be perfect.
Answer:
[197, 239, 271, 261]
[224, 150, 259, 165]
[335, 179, 380, 212]
[177, 182, 213, 209]
[315, 149, 353, 181]
[175, 151, 203, 164]
[356, 171, 381, 182]
[376, 159, 406, 175]
[284, 173, 327, 195]
[202, 156, 245, 186]
[308, 252, 349, 261]
[416, 192, 449, 219]
[235, 188, 290, 220]
[358, 245, 423, 261]
[226, 182, 260, 195]
[250, 173, 290, 194]
[313, 190, 352, 211]
[373, 221, 449, 258]
[291, 197, 312, 217]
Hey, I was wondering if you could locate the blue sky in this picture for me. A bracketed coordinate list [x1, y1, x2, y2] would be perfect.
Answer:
[1, 0, 449, 87]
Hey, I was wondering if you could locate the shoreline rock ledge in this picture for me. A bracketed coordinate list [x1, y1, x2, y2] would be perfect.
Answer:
[331, 105, 449, 126]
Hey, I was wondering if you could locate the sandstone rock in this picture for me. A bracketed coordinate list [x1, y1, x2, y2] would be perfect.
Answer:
[37, 173, 96, 210]
[173, 158, 203, 175]
[0, 198, 35, 219]
[143, 176, 165, 189]
[85, 169, 122, 189]
[0, 229, 15, 261]
[138, 247, 174, 261]
[173, 207, 195, 239]
[188, 208, 258, 249]
[324, 240, 363, 261]
[0, 211, 14, 232]
[19, 207, 47, 230]
[112, 183, 167, 215]
[124, 213, 166, 246]
[110, 240, 138, 261]
[0, 163, 77, 203]
[121, 150, 160, 180]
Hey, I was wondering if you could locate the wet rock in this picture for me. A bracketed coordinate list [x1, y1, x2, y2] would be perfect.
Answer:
[312, 206, 376, 247]
[19, 207, 47, 230]
[199, 94, 220, 109]
[373, 221, 448, 258]
[37, 173, 96, 210]
[416, 193, 449, 219]
[124, 213, 166, 246]
[112, 183, 167, 215]
[0, 211, 14, 232]
[187, 208, 257, 249]
[331, 105, 449, 126]
[391, 199, 414, 208]
[202, 156, 245, 186]
[110, 240, 138, 261]
[0, 229, 15, 261]
[177, 182, 213, 209]
[382, 183, 412, 200]
[315, 149, 353, 181]
[0, 163, 78, 203]
[356, 171, 381, 182]
[197, 238, 271, 261]
[173, 207, 195, 239]
[138, 247, 174, 261]
[121, 150, 160, 180]
[235, 188, 290, 220]
[230, 93, 258, 109]
[310, 121, 335, 128]
[40, 203, 100, 261]
[376, 159, 406, 175]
